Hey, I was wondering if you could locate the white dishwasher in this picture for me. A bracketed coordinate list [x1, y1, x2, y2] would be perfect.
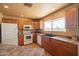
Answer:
[37, 34, 42, 46]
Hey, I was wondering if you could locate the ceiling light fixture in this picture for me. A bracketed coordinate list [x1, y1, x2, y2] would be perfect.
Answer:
[24, 3, 32, 7]
[21, 15, 24, 17]
[4, 5, 9, 8]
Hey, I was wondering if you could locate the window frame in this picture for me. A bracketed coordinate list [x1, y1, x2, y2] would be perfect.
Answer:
[52, 16, 66, 32]
[43, 16, 66, 32]
[43, 20, 52, 31]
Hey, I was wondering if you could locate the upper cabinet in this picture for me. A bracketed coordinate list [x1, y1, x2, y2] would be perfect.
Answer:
[33, 21, 40, 29]
[0, 13, 3, 23]
[65, 7, 79, 29]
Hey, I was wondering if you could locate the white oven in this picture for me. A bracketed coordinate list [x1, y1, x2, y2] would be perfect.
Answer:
[23, 25, 33, 45]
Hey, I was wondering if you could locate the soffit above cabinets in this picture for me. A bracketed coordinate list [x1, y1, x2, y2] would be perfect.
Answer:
[0, 3, 69, 19]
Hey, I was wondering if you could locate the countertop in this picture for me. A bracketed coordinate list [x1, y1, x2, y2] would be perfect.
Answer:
[50, 36, 79, 45]
[37, 33, 79, 55]
[37, 33, 79, 45]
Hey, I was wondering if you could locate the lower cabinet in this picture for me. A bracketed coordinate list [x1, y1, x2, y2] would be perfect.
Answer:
[33, 33, 37, 43]
[41, 36, 77, 56]
[41, 36, 49, 49]
[19, 35, 24, 45]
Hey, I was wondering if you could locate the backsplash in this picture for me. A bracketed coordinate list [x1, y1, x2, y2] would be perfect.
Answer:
[41, 27, 79, 41]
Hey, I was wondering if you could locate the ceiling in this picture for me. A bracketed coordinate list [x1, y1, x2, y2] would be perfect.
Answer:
[0, 3, 69, 19]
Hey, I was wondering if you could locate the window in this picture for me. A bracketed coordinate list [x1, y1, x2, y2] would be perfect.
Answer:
[52, 17, 66, 31]
[43, 17, 66, 32]
[44, 20, 52, 31]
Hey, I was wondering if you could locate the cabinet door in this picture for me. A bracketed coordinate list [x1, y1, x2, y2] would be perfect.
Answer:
[41, 36, 50, 48]
[33, 33, 37, 43]
[66, 7, 78, 28]
[0, 24, 1, 43]
[50, 38, 77, 56]
[49, 39, 63, 56]
[41, 37, 47, 48]
[33, 21, 40, 29]
[41, 36, 46, 47]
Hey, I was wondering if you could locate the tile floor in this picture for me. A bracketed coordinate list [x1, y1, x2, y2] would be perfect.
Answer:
[0, 43, 51, 56]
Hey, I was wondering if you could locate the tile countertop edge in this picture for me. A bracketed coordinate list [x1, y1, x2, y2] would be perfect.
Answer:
[37, 33, 79, 45]
[50, 36, 79, 45]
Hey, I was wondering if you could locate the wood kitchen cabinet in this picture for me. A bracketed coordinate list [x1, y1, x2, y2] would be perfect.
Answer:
[33, 33, 37, 43]
[33, 21, 40, 29]
[18, 35, 24, 45]
[32, 21, 40, 43]
[49, 38, 77, 56]
[41, 36, 77, 56]
[0, 24, 1, 43]
[65, 7, 78, 28]
[41, 36, 50, 50]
